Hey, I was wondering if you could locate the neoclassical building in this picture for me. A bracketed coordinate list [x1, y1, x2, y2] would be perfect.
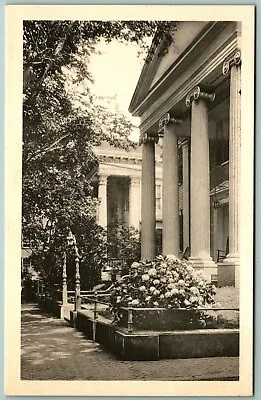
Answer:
[129, 21, 241, 286]
[91, 142, 164, 254]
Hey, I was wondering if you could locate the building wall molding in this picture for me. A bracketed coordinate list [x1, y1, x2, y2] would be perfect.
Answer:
[138, 35, 238, 134]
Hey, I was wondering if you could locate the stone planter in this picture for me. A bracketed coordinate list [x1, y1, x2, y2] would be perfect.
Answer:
[118, 308, 202, 331]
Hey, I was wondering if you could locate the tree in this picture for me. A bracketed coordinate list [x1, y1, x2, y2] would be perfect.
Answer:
[22, 20, 176, 289]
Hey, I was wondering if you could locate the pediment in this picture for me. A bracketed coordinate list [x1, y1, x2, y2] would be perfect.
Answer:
[129, 21, 209, 115]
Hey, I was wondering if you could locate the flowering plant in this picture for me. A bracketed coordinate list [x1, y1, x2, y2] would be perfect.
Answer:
[109, 255, 216, 326]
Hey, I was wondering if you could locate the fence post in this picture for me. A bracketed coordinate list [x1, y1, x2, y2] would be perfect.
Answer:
[93, 293, 98, 341]
[127, 308, 133, 333]
[62, 252, 68, 306]
[74, 255, 81, 312]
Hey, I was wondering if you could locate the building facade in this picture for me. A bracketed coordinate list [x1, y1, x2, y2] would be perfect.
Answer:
[129, 21, 242, 286]
[92, 142, 163, 254]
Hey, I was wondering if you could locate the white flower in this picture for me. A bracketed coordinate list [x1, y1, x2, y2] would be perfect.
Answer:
[168, 283, 175, 289]
[166, 254, 178, 262]
[189, 296, 198, 303]
[190, 286, 199, 295]
[131, 262, 140, 269]
[178, 279, 185, 286]
[165, 291, 172, 298]
[131, 299, 139, 306]
[139, 285, 146, 292]
[142, 274, 150, 281]
[154, 289, 160, 296]
[159, 294, 165, 300]
[184, 299, 191, 306]
[171, 288, 179, 296]
[145, 296, 151, 302]
[148, 268, 157, 277]
[150, 286, 156, 293]
[153, 279, 160, 285]
[153, 301, 159, 306]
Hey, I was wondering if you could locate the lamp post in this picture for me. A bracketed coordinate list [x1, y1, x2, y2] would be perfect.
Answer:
[67, 229, 81, 312]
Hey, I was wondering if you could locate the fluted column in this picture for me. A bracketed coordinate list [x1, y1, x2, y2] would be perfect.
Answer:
[181, 139, 190, 251]
[162, 120, 180, 256]
[98, 175, 108, 228]
[220, 51, 241, 287]
[140, 133, 158, 260]
[129, 177, 141, 230]
[185, 86, 216, 273]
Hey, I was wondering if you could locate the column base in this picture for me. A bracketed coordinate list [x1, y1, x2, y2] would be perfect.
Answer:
[188, 257, 217, 281]
[218, 254, 240, 288]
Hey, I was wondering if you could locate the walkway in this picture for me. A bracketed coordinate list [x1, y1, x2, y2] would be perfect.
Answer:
[21, 303, 239, 381]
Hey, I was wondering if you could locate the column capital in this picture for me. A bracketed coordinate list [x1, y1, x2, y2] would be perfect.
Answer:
[185, 86, 215, 107]
[99, 175, 108, 185]
[158, 112, 183, 134]
[129, 177, 140, 187]
[222, 50, 241, 76]
[139, 132, 159, 145]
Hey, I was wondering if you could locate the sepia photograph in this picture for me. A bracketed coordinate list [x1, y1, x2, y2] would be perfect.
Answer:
[5, 4, 254, 397]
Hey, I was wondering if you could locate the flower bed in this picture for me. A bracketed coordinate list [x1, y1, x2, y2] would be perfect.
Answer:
[110, 255, 217, 330]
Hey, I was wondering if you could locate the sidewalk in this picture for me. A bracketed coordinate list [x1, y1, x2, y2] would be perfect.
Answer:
[21, 303, 239, 381]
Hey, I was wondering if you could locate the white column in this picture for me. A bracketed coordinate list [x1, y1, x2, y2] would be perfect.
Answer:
[220, 51, 241, 287]
[141, 133, 157, 260]
[162, 122, 180, 256]
[129, 177, 141, 230]
[181, 139, 190, 252]
[185, 86, 216, 276]
[98, 175, 108, 228]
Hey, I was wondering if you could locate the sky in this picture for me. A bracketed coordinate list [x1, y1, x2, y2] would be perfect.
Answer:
[88, 40, 146, 141]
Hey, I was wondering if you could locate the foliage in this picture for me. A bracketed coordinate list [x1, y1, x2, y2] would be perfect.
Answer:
[23, 20, 176, 93]
[29, 215, 108, 290]
[107, 222, 141, 275]
[22, 20, 176, 289]
[109, 255, 216, 325]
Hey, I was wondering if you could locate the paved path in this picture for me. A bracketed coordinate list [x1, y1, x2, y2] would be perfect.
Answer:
[21, 303, 239, 381]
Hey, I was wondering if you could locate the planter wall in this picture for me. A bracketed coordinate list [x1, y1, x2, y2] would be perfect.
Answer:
[74, 311, 239, 361]
[119, 308, 203, 331]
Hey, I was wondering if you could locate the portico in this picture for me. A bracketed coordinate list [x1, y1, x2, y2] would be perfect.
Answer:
[92, 142, 163, 256]
[129, 21, 242, 286]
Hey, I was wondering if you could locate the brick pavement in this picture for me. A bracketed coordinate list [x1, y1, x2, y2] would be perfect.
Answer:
[21, 303, 239, 381]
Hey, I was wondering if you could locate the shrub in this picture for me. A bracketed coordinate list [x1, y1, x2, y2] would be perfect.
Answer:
[107, 222, 141, 275]
[109, 255, 216, 326]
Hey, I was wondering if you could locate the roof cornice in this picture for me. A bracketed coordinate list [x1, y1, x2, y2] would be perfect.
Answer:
[129, 22, 227, 117]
